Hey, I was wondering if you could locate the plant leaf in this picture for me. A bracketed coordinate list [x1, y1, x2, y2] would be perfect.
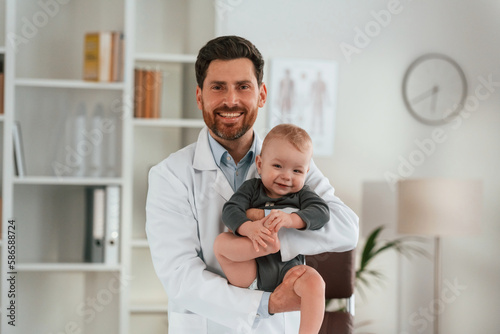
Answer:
[360, 226, 384, 271]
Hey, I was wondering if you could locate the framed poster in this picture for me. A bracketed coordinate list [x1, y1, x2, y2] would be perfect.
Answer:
[268, 58, 338, 156]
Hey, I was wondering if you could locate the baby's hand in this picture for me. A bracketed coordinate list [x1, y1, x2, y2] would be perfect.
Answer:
[264, 210, 294, 232]
[237, 220, 274, 252]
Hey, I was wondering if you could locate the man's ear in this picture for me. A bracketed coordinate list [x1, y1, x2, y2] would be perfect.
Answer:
[196, 85, 203, 110]
[258, 83, 267, 108]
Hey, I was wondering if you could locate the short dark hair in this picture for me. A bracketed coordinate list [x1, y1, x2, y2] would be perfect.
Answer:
[195, 35, 265, 88]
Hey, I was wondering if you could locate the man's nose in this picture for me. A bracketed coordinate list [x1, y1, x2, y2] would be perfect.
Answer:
[223, 88, 239, 106]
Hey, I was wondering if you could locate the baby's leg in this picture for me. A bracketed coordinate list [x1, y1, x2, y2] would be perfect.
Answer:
[213, 232, 259, 288]
[291, 265, 325, 334]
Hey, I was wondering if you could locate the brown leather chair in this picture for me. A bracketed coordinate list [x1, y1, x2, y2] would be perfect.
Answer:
[306, 249, 356, 334]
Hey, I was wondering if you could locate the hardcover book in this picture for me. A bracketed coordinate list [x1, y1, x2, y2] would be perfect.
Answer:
[83, 31, 124, 82]
[134, 68, 162, 118]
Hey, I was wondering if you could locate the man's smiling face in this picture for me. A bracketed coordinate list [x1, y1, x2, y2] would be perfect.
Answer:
[196, 58, 266, 141]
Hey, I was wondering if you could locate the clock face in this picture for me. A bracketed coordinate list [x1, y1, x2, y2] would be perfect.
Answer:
[402, 54, 467, 125]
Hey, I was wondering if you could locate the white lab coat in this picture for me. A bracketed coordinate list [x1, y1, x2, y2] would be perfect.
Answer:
[146, 127, 359, 334]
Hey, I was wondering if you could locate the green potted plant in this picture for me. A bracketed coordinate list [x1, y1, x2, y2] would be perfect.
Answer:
[327, 225, 430, 310]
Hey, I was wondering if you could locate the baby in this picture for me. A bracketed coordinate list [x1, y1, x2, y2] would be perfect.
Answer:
[214, 123, 329, 334]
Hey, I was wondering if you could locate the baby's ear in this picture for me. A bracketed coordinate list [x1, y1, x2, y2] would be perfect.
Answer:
[255, 155, 262, 173]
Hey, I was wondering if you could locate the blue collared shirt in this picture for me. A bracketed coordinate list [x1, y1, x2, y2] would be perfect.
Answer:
[208, 132, 257, 192]
[207, 131, 272, 321]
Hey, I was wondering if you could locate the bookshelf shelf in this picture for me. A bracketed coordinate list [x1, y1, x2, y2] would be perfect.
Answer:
[129, 303, 168, 314]
[131, 238, 149, 248]
[15, 78, 125, 90]
[13, 176, 123, 186]
[135, 53, 197, 63]
[133, 118, 205, 128]
[16, 263, 121, 272]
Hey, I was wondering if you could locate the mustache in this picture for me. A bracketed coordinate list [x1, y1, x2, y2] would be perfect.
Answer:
[214, 106, 247, 113]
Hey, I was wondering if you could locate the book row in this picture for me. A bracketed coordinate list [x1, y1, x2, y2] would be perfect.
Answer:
[133, 68, 162, 118]
[85, 186, 121, 265]
[83, 31, 124, 82]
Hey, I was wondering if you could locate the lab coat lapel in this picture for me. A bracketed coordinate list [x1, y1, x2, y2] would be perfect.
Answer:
[193, 127, 234, 202]
[213, 169, 234, 201]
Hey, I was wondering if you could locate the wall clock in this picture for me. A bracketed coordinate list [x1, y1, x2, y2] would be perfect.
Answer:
[402, 53, 467, 125]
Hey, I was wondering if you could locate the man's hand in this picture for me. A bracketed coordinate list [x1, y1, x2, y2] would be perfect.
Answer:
[265, 210, 306, 232]
[246, 208, 265, 221]
[268, 265, 306, 314]
[237, 220, 274, 252]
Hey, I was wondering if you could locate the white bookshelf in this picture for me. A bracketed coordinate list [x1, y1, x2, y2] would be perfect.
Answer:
[135, 53, 197, 63]
[15, 78, 126, 90]
[127, 1, 216, 332]
[0, 0, 217, 332]
[1, 0, 129, 333]
[129, 303, 168, 314]
[133, 118, 205, 128]
[13, 176, 123, 186]
[16, 263, 121, 272]
[131, 238, 149, 248]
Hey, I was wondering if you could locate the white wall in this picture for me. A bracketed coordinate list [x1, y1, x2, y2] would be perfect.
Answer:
[218, 0, 500, 333]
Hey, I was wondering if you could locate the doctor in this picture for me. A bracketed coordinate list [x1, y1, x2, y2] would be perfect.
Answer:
[146, 35, 359, 333]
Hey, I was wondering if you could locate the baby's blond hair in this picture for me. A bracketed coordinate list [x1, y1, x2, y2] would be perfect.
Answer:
[261, 124, 312, 155]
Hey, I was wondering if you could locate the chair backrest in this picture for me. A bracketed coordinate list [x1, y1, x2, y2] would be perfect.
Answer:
[305, 249, 356, 299]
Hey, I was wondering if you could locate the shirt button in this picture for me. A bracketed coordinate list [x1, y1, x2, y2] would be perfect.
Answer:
[227, 156, 231, 161]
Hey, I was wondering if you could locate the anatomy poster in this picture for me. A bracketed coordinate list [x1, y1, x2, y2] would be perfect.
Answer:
[268, 58, 338, 156]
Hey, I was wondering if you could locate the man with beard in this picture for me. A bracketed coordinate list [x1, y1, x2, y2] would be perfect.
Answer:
[146, 35, 359, 334]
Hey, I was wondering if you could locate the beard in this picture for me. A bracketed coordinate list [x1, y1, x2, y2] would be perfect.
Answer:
[203, 105, 256, 141]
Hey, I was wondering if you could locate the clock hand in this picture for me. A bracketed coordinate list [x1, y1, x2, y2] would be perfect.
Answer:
[411, 85, 439, 105]
[430, 85, 439, 113]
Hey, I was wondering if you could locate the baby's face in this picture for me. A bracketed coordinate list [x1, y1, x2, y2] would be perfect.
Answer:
[256, 138, 311, 198]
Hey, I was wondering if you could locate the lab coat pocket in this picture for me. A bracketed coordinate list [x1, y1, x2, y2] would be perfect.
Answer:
[168, 312, 208, 333]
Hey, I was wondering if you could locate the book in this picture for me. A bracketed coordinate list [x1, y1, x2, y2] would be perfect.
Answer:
[85, 186, 121, 264]
[83, 31, 124, 82]
[111, 32, 125, 82]
[13, 121, 26, 177]
[133, 68, 144, 118]
[104, 186, 120, 265]
[85, 187, 106, 263]
[134, 68, 162, 118]
[83, 32, 111, 81]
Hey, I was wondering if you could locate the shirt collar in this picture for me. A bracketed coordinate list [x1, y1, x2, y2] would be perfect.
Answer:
[208, 131, 257, 167]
